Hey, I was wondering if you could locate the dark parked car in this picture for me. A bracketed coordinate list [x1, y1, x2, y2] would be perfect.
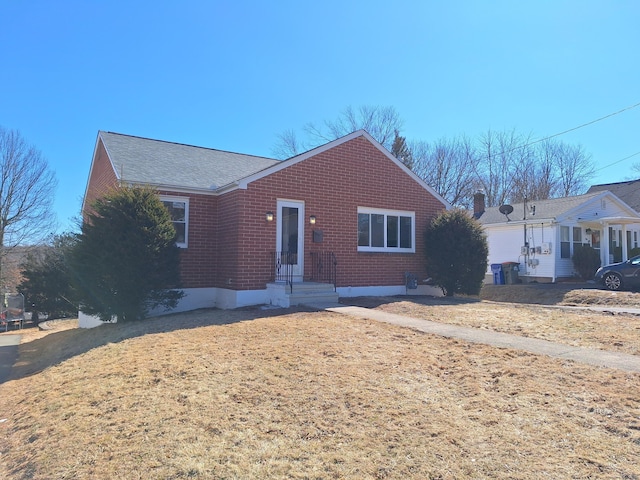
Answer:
[594, 255, 640, 291]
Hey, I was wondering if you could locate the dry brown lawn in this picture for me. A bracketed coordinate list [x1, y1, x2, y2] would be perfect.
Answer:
[343, 285, 640, 356]
[0, 286, 639, 479]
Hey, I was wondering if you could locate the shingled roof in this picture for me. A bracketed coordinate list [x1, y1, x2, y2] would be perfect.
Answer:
[475, 191, 608, 225]
[99, 131, 280, 191]
[587, 179, 640, 212]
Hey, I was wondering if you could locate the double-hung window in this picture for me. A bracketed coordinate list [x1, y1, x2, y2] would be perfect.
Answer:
[560, 226, 570, 258]
[572, 227, 582, 253]
[357, 207, 415, 253]
[160, 196, 189, 248]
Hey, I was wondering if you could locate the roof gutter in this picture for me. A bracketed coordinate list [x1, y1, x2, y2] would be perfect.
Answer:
[120, 180, 219, 196]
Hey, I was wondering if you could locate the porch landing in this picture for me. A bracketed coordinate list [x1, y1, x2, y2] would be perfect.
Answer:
[266, 282, 339, 308]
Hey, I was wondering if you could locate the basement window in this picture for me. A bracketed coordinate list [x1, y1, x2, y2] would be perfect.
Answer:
[357, 207, 415, 253]
[161, 196, 189, 248]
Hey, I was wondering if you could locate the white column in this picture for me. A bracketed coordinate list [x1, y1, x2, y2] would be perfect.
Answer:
[621, 224, 629, 261]
[601, 224, 610, 265]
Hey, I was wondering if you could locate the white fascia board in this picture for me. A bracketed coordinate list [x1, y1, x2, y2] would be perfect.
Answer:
[120, 180, 217, 196]
[596, 216, 640, 225]
[485, 217, 555, 227]
[215, 130, 452, 209]
[81, 131, 120, 214]
[215, 131, 368, 193]
[558, 191, 640, 223]
[99, 131, 121, 181]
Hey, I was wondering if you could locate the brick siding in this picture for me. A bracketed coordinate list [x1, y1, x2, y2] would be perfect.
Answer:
[229, 135, 447, 290]
[86, 134, 447, 292]
[83, 140, 119, 215]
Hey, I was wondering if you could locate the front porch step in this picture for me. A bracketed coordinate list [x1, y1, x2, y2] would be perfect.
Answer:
[266, 282, 339, 308]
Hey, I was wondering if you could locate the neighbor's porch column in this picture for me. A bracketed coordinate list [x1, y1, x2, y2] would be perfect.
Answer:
[621, 224, 629, 261]
[601, 223, 610, 265]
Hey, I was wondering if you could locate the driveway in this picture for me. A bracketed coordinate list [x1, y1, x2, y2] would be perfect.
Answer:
[0, 334, 21, 384]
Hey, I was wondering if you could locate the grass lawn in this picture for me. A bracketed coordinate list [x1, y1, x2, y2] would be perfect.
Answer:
[0, 288, 639, 479]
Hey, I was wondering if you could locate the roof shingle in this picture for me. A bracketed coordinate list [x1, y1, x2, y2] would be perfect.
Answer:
[588, 179, 640, 212]
[100, 131, 280, 191]
[476, 192, 605, 225]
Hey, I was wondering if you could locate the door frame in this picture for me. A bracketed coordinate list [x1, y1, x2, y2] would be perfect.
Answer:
[276, 199, 305, 281]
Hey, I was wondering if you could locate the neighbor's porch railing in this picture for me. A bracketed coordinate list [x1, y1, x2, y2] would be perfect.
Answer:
[309, 251, 337, 291]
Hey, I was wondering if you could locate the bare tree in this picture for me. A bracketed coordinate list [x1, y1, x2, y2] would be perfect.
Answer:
[475, 130, 595, 205]
[475, 129, 525, 207]
[0, 127, 57, 289]
[270, 129, 302, 159]
[272, 105, 403, 158]
[530, 139, 560, 200]
[552, 141, 595, 196]
[411, 135, 477, 207]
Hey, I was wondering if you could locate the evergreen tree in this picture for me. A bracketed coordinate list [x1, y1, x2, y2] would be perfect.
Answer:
[70, 186, 184, 322]
[424, 209, 488, 296]
[18, 233, 78, 319]
[391, 130, 413, 170]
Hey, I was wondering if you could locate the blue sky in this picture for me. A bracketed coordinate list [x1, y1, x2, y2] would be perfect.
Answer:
[1, 0, 638, 234]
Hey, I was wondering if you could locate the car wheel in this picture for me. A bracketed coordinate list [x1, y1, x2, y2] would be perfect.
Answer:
[603, 272, 622, 291]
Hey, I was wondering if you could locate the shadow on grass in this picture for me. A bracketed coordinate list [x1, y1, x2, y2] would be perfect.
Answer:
[9, 306, 312, 382]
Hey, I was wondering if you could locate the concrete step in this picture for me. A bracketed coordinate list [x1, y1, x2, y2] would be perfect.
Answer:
[289, 291, 339, 306]
[266, 282, 338, 308]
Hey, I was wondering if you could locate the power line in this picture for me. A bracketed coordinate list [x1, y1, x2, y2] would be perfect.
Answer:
[487, 100, 640, 157]
[593, 151, 640, 173]
[529, 100, 640, 146]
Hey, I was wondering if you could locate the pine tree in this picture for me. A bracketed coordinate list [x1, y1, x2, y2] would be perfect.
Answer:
[18, 233, 78, 319]
[70, 186, 184, 322]
[391, 130, 413, 170]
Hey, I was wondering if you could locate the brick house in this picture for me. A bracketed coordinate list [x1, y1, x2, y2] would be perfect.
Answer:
[82, 129, 449, 321]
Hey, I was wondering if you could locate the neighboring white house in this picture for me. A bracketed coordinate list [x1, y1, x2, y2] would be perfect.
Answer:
[473, 190, 640, 283]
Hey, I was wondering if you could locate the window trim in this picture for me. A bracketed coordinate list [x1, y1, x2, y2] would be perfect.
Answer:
[160, 195, 189, 248]
[560, 225, 570, 259]
[357, 207, 415, 253]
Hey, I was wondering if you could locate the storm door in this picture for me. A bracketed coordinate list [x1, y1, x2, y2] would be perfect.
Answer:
[276, 200, 304, 281]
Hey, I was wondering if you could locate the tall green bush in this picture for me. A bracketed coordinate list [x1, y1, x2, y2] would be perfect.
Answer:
[18, 233, 78, 319]
[69, 186, 184, 322]
[572, 245, 601, 280]
[424, 209, 488, 296]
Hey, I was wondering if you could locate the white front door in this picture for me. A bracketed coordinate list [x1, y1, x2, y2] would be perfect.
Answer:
[276, 199, 304, 281]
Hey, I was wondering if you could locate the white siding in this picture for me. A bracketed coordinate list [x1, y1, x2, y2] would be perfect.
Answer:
[484, 222, 558, 280]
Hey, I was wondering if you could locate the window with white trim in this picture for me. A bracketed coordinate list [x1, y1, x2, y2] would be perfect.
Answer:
[160, 196, 189, 248]
[357, 207, 415, 253]
[560, 226, 571, 258]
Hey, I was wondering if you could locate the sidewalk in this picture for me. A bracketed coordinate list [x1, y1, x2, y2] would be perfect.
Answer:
[309, 303, 640, 374]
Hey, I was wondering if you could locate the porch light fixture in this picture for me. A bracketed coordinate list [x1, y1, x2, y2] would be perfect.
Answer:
[586, 228, 592, 234]
[266, 211, 274, 222]
[309, 215, 317, 225]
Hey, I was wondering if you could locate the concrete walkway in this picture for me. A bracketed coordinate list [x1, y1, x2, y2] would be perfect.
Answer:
[310, 303, 640, 373]
[0, 334, 21, 384]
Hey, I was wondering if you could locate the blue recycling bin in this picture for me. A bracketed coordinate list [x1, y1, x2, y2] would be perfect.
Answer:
[491, 263, 504, 285]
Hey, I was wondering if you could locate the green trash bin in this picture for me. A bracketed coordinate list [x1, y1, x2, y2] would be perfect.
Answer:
[501, 262, 520, 284]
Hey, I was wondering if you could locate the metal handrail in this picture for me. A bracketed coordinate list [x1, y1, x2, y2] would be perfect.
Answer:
[273, 251, 294, 293]
[309, 251, 337, 291]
